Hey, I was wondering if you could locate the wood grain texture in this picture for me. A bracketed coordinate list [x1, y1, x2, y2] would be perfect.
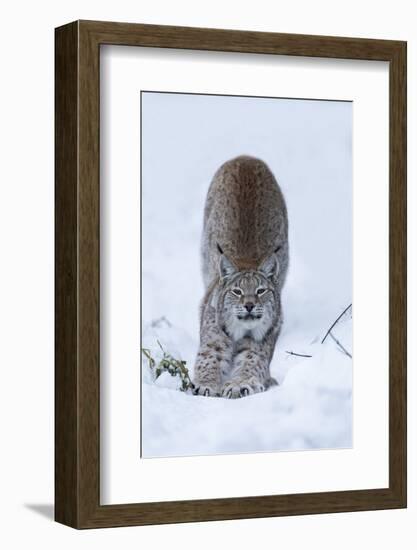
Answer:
[55, 21, 79, 527]
[55, 20, 407, 529]
[388, 41, 407, 504]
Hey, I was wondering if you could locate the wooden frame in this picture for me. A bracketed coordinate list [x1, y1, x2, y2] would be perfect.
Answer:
[55, 20, 407, 529]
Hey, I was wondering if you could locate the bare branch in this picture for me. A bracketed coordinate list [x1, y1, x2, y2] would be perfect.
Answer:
[329, 332, 352, 358]
[321, 303, 352, 344]
[286, 350, 312, 358]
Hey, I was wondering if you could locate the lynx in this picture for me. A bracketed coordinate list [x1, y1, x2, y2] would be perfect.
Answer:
[193, 155, 289, 398]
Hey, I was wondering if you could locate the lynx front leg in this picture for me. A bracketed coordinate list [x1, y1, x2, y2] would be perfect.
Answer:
[193, 350, 222, 397]
[221, 337, 277, 399]
[193, 306, 233, 397]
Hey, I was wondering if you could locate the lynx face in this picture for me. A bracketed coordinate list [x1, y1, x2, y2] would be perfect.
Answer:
[218, 253, 278, 342]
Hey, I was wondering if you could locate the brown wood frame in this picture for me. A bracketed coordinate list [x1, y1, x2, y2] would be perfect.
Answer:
[55, 20, 407, 529]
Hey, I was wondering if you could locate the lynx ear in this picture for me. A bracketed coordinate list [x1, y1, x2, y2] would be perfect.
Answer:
[219, 252, 238, 279]
[259, 253, 279, 280]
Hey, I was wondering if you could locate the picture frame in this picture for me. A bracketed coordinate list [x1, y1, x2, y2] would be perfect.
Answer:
[55, 20, 407, 529]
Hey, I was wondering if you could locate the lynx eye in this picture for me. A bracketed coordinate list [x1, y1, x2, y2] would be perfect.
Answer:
[231, 288, 243, 296]
[257, 288, 267, 296]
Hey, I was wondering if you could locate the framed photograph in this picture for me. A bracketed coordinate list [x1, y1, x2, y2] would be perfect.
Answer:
[55, 20, 407, 528]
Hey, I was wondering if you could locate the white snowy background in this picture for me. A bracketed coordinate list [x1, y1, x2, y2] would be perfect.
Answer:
[141, 91, 352, 458]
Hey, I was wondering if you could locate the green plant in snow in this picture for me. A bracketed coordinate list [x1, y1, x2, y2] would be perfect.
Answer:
[141, 341, 194, 392]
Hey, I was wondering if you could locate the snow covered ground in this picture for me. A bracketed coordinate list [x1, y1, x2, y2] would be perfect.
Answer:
[141, 92, 352, 458]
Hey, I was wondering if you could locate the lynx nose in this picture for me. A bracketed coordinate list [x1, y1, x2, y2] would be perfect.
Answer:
[245, 302, 255, 312]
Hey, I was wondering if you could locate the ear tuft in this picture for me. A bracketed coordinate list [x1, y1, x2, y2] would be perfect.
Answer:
[219, 253, 237, 279]
[259, 253, 279, 280]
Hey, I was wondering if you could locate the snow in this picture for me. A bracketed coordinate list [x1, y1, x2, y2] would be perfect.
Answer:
[141, 91, 352, 458]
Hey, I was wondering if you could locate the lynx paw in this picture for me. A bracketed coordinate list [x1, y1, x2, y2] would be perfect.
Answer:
[221, 377, 265, 399]
[192, 383, 220, 397]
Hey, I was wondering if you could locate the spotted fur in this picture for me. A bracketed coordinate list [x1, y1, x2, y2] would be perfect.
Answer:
[193, 156, 289, 398]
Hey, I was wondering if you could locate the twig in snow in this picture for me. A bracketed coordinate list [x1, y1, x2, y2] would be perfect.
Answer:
[285, 351, 312, 358]
[141, 342, 195, 392]
[141, 347, 155, 370]
[329, 332, 352, 358]
[321, 304, 352, 344]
